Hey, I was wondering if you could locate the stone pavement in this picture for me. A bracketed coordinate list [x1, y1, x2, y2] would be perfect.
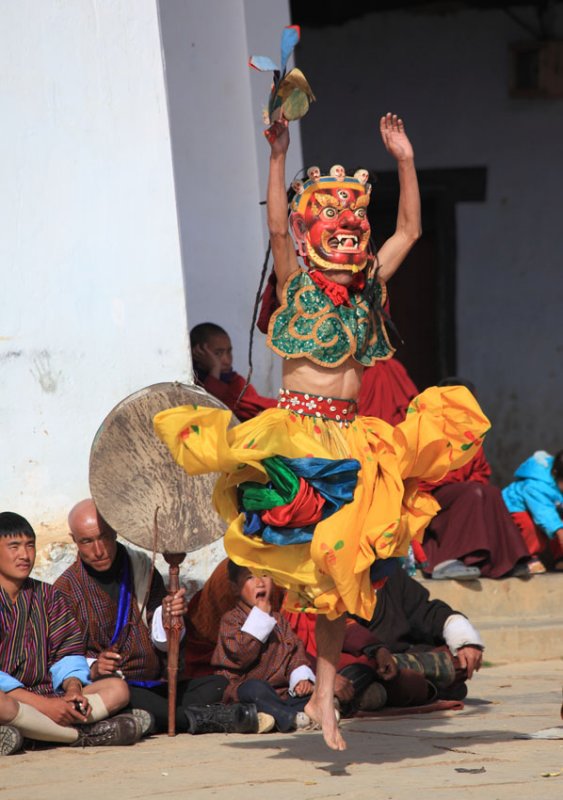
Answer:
[1, 659, 562, 800]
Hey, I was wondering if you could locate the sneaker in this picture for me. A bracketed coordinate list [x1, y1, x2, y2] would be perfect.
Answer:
[130, 709, 155, 737]
[256, 713, 275, 734]
[432, 560, 481, 580]
[72, 713, 142, 747]
[294, 712, 321, 731]
[528, 557, 547, 574]
[0, 725, 23, 756]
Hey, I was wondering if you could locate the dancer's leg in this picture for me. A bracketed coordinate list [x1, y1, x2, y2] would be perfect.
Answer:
[305, 614, 346, 750]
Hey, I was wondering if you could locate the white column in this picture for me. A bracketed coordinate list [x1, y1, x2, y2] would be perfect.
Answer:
[0, 0, 189, 528]
[159, 0, 302, 396]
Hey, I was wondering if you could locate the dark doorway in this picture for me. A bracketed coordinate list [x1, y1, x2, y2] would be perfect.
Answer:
[368, 168, 487, 390]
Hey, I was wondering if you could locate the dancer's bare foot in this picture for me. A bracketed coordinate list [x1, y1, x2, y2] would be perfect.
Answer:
[305, 695, 346, 751]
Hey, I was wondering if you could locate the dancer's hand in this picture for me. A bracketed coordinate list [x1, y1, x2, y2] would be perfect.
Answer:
[457, 646, 482, 679]
[267, 119, 290, 154]
[374, 647, 398, 681]
[294, 679, 315, 697]
[380, 113, 414, 162]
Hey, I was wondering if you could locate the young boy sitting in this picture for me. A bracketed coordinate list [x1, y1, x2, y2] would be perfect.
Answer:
[212, 562, 324, 733]
[190, 323, 277, 422]
[502, 449, 563, 571]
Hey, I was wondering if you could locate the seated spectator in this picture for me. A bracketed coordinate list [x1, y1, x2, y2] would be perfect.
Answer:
[191, 322, 277, 421]
[212, 562, 321, 733]
[419, 377, 530, 580]
[0, 512, 139, 751]
[183, 558, 284, 680]
[358, 357, 418, 426]
[357, 561, 484, 700]
[502, 449, 563, 572]
[55, 500, 254, 735]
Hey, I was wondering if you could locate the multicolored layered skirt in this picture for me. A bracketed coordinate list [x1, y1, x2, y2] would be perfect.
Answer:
[154, 385, 489, 620]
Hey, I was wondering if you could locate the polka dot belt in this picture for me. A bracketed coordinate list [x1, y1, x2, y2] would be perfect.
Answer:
[277, 388, 357, 424]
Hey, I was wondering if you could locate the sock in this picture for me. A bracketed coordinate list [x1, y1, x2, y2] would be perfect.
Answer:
[9, 702, 79, 743]
[84, 693, 108, 723]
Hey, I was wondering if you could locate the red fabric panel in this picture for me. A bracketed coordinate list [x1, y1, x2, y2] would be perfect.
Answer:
[256, 269, 279, 333]
[308, 269, 366, 307]
[358, 359, 419, 425]
[262, 478, 326, 526]
[203, 371, 277, 422]
[511, 511, 563, 559]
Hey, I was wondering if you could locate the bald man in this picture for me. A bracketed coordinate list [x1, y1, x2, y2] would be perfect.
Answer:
[55, 500, 257, 735]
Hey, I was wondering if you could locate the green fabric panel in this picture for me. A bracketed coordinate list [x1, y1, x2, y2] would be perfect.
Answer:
[269, 272, 392, 366]
[240, 456, 300, 511]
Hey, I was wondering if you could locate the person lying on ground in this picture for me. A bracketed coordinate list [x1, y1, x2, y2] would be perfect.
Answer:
[356, 560, 484, 700]
[286, 611, 436, 714]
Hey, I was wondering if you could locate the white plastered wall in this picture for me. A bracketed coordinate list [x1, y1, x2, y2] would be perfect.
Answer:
[158, 0, 302, 397]
[0, 0, 190, 533]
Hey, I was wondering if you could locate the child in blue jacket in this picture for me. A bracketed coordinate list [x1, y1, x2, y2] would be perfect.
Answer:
[502, 450, 563, 571]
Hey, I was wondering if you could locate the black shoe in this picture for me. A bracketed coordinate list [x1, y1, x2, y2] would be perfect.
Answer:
[184, 703, 259, 735]
[72, 713, 142, 747]
[0, 725, 23, 756]
[338, 663, 378, 716]
[438, 682, 468, 701]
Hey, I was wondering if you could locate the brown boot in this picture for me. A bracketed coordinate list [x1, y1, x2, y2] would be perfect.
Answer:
[72, 713, 142, 747]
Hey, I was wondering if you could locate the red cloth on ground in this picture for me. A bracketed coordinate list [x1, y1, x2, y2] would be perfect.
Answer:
[357, 359, 419, 426]
[356, 699, 464, 717]
[511, 511, 563, 560]
[202, 371, 277, 422]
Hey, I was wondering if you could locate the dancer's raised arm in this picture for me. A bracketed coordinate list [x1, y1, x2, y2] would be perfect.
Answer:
[266, 121, 300, 299]
[377, 113, 421, 282]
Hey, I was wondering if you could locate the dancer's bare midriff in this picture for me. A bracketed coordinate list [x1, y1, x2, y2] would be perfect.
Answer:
[282, 356, 364, 402]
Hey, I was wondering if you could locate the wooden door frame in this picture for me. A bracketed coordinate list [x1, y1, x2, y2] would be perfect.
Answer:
[369, 167, 487, 382]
